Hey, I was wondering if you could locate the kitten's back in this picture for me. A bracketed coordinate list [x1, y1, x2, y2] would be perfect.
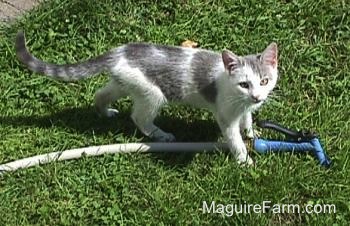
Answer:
[120, 43, 221, 101]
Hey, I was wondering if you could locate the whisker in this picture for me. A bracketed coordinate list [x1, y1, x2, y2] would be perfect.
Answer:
[223, 95, 246, 105]
[223, 98, 246, 106]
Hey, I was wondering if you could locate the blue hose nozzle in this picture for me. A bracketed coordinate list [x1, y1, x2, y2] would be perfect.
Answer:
[254, 120, 331, 167]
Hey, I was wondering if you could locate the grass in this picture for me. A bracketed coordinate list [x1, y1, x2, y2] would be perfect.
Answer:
[0, 0, 349, 225]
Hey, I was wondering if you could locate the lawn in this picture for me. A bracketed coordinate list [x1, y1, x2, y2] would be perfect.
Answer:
[0, 0, 349, 225]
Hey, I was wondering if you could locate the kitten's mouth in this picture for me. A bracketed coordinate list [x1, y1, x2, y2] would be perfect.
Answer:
[250, 100, 264, 109]
[251, 97, 264, 104]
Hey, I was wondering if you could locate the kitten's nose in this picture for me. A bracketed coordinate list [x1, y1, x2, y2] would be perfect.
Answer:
[251, 95, 263, 103]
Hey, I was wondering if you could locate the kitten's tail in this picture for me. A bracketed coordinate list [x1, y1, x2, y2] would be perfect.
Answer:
[15, 31, 116, 81]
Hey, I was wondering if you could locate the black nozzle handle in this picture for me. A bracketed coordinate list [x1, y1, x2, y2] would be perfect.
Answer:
[256, 120, 317, 141]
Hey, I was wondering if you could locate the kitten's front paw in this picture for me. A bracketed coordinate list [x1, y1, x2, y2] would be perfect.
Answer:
[105, 108, 119, 118]
[242, 128, 261, 139]
[154, 132, 176, 142]
[236, 154, 254, 166]
[244, 128, 255, 139]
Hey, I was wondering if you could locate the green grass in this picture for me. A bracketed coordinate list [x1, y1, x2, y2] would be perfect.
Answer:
[0, 0, 349, 225]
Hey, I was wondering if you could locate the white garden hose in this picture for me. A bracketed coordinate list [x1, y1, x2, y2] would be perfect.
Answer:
[0, 142, 228, 175]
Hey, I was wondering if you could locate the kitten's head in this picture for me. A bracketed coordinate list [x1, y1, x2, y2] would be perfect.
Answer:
[221, 43, 278, 109]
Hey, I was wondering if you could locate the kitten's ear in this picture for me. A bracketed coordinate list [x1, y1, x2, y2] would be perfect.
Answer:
[261, 42, 278, 68]
[222, 50, 240, 73]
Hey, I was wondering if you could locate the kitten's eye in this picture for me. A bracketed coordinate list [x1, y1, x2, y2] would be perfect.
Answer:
[239, 82, 249, 89]
[260, 78, 269, 86]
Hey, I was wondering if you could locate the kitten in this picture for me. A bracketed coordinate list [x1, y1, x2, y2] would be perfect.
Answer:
[15, 31, 278, 165]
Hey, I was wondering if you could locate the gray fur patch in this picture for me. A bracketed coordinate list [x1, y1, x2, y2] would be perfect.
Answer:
[243, 54, 271, 79]
[124, 43, 153, 59]
[191, 50, 221, 103]
[124, 43, 187, 100]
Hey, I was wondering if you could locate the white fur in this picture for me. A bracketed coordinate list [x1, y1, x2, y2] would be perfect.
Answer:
[214, 71, 254, 165]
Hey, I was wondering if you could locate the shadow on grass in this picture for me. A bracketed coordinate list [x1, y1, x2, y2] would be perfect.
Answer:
[0, 106, 222, 167]
[1, 106, 132, 135]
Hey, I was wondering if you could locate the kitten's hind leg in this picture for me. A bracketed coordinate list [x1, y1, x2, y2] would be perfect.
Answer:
[95, 80, 126, 117]
[131, 94, 175, 142]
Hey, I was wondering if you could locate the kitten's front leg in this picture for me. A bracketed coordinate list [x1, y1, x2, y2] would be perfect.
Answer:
[240, 111, 254, 139]
[217, 116, 254, 165]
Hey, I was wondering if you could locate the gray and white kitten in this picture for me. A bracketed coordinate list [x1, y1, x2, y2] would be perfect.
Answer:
[15, 31, 278, 165]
